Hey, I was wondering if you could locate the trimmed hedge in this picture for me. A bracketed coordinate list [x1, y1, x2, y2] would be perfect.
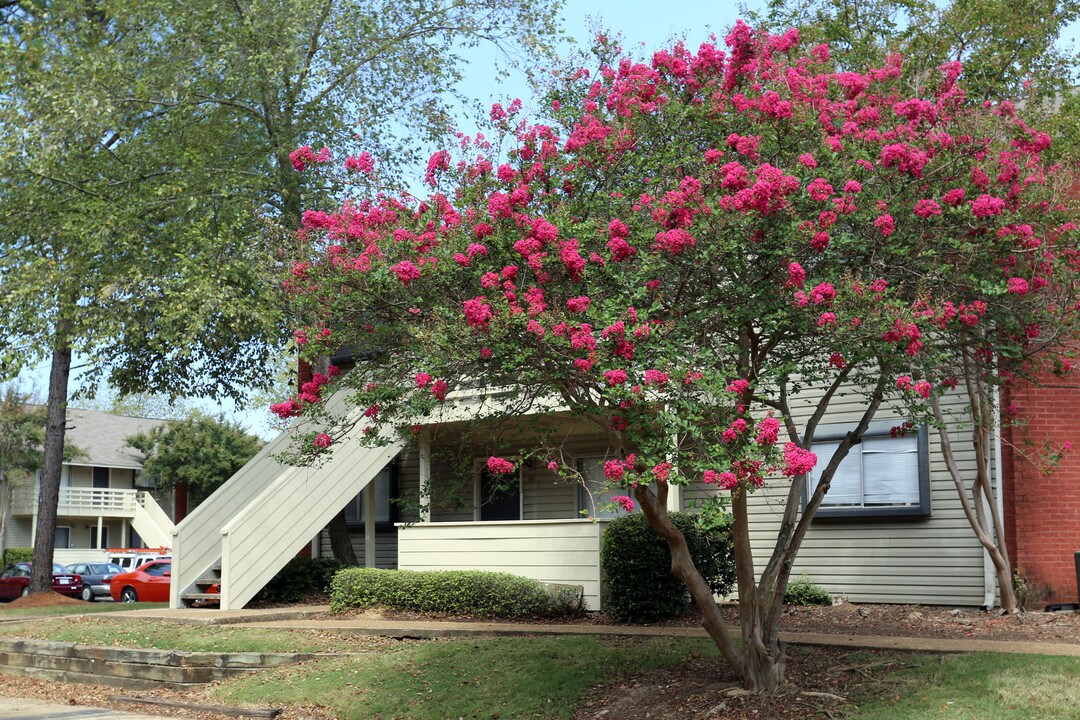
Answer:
[1, 547, 32, 567]
[253, 557, 345, 603]
[329, 568, 584, 618]
[600, 511, 736, 623]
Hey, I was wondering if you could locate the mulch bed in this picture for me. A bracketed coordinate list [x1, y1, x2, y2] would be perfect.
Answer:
[2, 591, 84, 609]
[573, 646, 908, 720]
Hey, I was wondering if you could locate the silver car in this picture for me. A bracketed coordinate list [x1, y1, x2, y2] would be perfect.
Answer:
[65, 562, 125, 602]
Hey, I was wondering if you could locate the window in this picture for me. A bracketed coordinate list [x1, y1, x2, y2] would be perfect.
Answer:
[806, 422, 930, 518]
[343, 468, 394, 525]
[142, 562, 170, 577]
[54, 526, 71, 549]
[477, 464, 520, 521]
[578, 457, 632, 519]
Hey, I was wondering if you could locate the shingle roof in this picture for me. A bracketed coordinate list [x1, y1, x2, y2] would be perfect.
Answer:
[63, 407, 167, 470]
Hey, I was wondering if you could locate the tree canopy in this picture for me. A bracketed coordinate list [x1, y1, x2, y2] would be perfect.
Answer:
[127, 416, 264, 506]
[0, 0, 562, 591]
[276, 25, 1080, 691]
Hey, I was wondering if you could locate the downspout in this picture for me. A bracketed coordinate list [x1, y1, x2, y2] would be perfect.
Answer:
[982, 391, 1006, 610]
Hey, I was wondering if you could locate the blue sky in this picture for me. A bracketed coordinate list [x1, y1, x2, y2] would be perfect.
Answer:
[14, 0, 1079, 438]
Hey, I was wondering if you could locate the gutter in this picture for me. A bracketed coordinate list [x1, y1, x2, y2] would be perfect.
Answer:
[982, 392, 1006, 610]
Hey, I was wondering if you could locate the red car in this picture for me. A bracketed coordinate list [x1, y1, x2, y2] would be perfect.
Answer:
[110, 560, 171, 603]
[0, 562, 82, 601]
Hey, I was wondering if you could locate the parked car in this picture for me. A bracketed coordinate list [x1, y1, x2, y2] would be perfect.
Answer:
[110, 560, 171, 603]
[65, 562, 125, 602]
[0, 562, 82, 601]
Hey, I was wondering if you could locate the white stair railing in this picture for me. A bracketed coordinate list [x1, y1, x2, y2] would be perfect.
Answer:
[218, 429, 403, 610]
[169, 388, 388, 609]
[131, 492, 175, 548]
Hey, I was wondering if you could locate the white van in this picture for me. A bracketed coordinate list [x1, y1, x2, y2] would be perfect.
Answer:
[106, 547, 172, 572]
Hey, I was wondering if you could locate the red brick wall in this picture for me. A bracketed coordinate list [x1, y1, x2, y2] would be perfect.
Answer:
[1002, 376, 1080, 605]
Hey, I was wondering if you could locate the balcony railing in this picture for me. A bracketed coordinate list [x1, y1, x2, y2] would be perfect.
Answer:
[10, 486, 140, 517]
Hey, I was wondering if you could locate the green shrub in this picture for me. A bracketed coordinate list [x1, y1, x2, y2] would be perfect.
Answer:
[329, 568, 584, 618]
[600, 511, 736, 623]
[253, 557, 345, 604]
[2, 547, 32, 567]
[783, 573, 832, 606]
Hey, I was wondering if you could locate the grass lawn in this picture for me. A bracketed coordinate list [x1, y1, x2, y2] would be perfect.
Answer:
[2, 614, 1078, 719]
[0, 617, 354, 653]
[212, 639, 1080, 720]
[213, 636, 720, 720]
[0, 602, 167, 617]
[852, 652, 1080, 720]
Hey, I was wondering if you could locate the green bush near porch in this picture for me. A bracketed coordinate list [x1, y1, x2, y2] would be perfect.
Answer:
[1, 547, 32, 566]
[601, 511, 736, 622]
[329, 568, 584, 618]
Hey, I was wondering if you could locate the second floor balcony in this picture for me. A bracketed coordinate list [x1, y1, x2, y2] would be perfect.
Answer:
[9, 485, 146, 518]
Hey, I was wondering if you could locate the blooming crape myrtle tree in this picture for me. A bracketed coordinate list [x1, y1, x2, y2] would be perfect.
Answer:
[893, 157, 1080, 613]
[276, 26, 1079, 691]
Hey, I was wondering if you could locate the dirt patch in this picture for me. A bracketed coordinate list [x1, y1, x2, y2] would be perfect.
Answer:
[3, 591, 84, 609]
[573, 646, 908, 720]
[768, 602, 1080, 644]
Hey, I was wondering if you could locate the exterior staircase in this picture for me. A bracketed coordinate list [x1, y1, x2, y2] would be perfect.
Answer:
[131, 492, 174, 548]
[171, 393, 402, 610]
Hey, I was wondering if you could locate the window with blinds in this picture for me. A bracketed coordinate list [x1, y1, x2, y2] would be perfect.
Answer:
[806, 424, 931, 518]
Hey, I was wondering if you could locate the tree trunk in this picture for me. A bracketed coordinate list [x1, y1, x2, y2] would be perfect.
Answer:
[30, 344, 72, 593]
[996, 561, 1019, 613]
[0, 481, 10, 560]
[732, 490, 786, 693]
[326, 509, 358, 566]
[633, 483, 750, 685]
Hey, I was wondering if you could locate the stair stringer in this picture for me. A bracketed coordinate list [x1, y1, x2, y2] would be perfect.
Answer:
[217, 430, 405, 610]
[131, 493, 174, 549]
[170, 389, 360, 609]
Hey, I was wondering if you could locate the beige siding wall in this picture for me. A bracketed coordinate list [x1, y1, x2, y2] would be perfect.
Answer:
[316, 529, 399, 569]
[3, 517, 32, 549]
[398, 520, 608, 610]
[686, 387, 989, 606]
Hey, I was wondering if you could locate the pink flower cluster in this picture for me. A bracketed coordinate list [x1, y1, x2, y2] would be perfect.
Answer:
[703, 470, 739, 490]
[486, 456, 516, 475]
[603, 454, 637, 481]
[611, 495, 635, 513]
[312, 433, 332, 450]
[289, 145, 331, 171]
[781, 442, 817, 477]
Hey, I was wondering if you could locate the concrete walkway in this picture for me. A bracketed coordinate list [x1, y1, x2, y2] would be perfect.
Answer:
[95, 605, 1080, 657]
[0, 697, 192, 720]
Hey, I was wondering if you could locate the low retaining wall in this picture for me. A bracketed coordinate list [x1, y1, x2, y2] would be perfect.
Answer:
[0, 638, 321, 690]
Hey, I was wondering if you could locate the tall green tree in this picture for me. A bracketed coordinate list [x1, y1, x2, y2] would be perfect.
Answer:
[127, 416, 264, 507]
[0, 385, 46, 559]
[743, 0, 1080, 106]
[0, 0, 562, 591]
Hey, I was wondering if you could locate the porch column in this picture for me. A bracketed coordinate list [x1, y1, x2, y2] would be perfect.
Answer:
[418, 431, 431, 523]
[666, 436, 683, 513]
[30, 514, 36, 545]
[120, 518, 128, 548]
[363, 482, 376, 567]
[96, 516, 104, 551]
[666, 484, 683, 513]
